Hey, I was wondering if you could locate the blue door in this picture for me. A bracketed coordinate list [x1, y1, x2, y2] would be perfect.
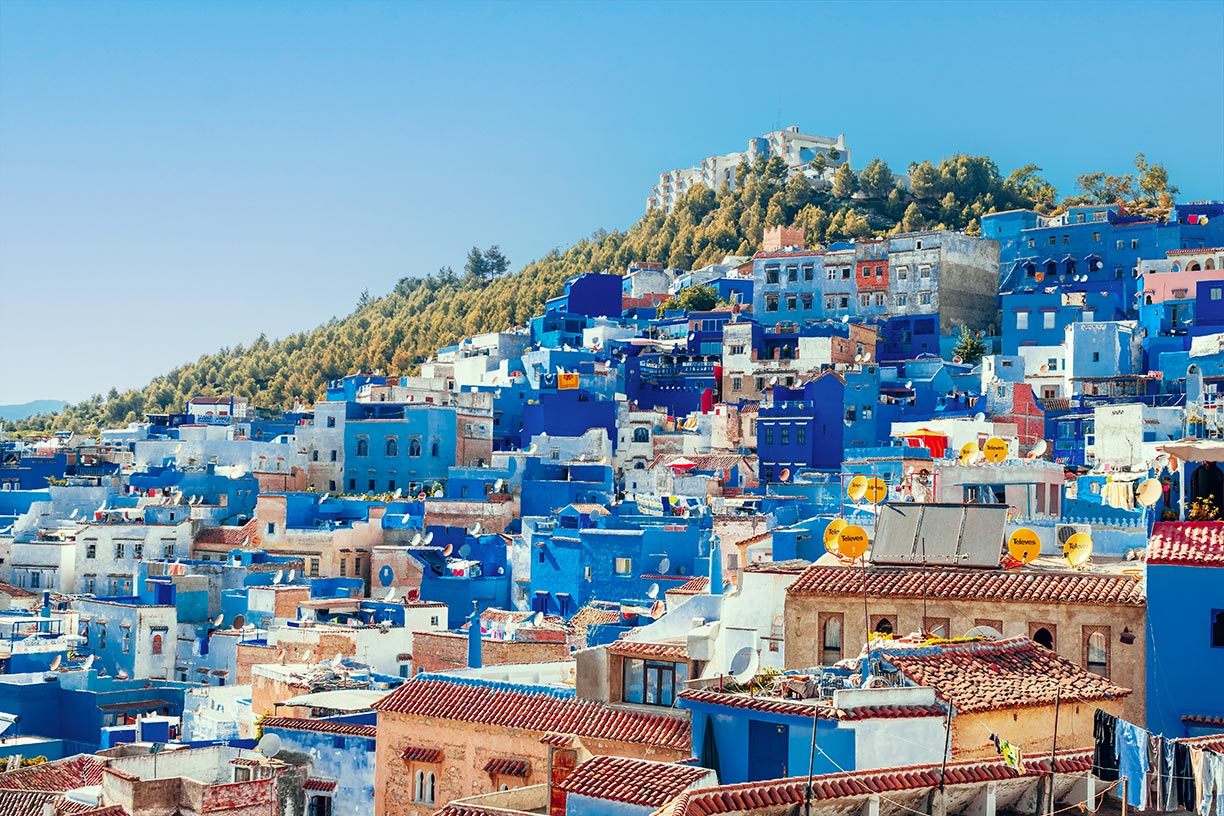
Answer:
[747, 719, 789, 781]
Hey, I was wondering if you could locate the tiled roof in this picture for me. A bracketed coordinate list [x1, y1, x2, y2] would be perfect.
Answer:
[401, 746, 444, 763]
[0, 581, 37, 598]
[431, 806, 530, 816]
[743, 558, 808, 574]
[568, 605, 621, 635]
[71, 806, 128, 816]
[787, 564, 1146, 606]
[194, 517, 258, 547]
[876, 637, 1131, 714]
[669, 577, 710, 595]
[260, 716, 377, 738]
[373, 677, 690, 751]
[648, 453, 748, 471]
[1183, 714, 1224, 726]
[0, 755, 107, 792]
[1148, 522, 1224, 567]
[753, 249, 823, 260]
[658, 750, 1093, 816]
[1167, 247, 1224, 256]
[1183, 734, 1224, 753]
[680, 689, 945, 721]
[0, 789, 63, 816]
[483, 757, 530, 777]
[304, 779, 338, 792]
[567, 503, 610, 515]
[607, 639, 689, 660]
[558, 755, 710, 806]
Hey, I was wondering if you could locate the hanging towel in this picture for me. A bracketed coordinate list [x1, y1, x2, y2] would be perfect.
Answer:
[1178, 742, 1197, 812]
[1001, 740, 1024, 772]
[1093, 709, 1120, 782]
[1116, 718, 1150, 810]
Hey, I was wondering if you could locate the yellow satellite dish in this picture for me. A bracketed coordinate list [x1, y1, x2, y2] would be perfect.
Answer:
[1064, 532, 1093, 567]
[836, 525, 869, 560]
[864, 476, 888, 504]
[983, 437, 1009, 463]
[959, 442, 980, 465]
[823, 519, 848, 555]
[1007, 528, 1041, 564]
[846, 475, 868, 502]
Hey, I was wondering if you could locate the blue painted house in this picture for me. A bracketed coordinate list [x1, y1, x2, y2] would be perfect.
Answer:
[344, 404, 457, 494]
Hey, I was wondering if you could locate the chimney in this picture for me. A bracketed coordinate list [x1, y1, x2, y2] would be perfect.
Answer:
[466, 601, 483, 669]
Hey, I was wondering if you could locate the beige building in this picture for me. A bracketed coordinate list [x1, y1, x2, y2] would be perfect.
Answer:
[784, 562, 1147, 724]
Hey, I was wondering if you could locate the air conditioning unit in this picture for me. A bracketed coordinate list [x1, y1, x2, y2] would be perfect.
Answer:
[1055, 524, 1090, 547]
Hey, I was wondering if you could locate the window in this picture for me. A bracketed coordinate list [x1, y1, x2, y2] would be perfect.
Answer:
[1032, 624, 1056, 650]
[356, 439, 369, 457]
[368, 479, 375, 490]
[308, 796, 334, 816]
[312, 450, 319, 462]
[839, 296, 849, 309]
[310, 557, 320, 577]
[1212, 610, 1224, 648]
[1016, 312, 1029, 330]
[431, 441, 440, 457]
[1043, 312, 1055, 330]
[267, 522, 275, 536]
[730, 376, 742, 392]
[413, 770, 436, 805]
[30, 572, 40, 589]
[780, 427, 789, 445]
[875, 293, 885, 306]
[99, 626, 107, 650]
[787, 266, 798, 282]
[897, 266, 908, 280]
[622, 658, 687, 706]
[764, 428, 774, 445]
[826, 268, 836, 281]
[326, 416, 336, 428]
[86, 542, 97, 559]
[134, 543, 143, 559]
[824, 295, 836, 310]
[1116, 239, 1124, 250]
[614, 557, 632, 575]
[164, 543, 175, 559]
[1062, 235, 1069, 245]
[729, 344, 746, 355]
[339, 559, 347, 577]
[152, 633, 163, 655]
[766, 267, 779, 284]
[797, 427, 805, 445]
[348, 478, 356, 491]
[1131, 239, 1139, 250]
[841, 268, 851, 280]
[633, 427, 650, 443]
[859, 294, 871, 308]
[786, 294, 797, 311]
[821, 614, 843, 664]
[1048, 236, 1056, 246]
[802, 265, 814, 281]
[1085, 627, 1109, 676]
[1092, 352, 1100, 362]
[801, 295, 813, 310]
[765, 295, 778, 312]
[235, 766, 251, 783]
[409, 439, 422, 457]
[861, 266, 871, 278]
[919, 264, 931, 278]
[919, 292, 931, 305]
[873, 617, 894, 635]
[122, 629, 131, 654]
[1092, 231, 1100, 242]
[1027, 238, 1035, 249]
[385, 438, 398, 456]
[896, 294, 907, 307]
[330, 450, 337, 462]
[115, 542, 125, 559]
[1212, 288, 1223, 301]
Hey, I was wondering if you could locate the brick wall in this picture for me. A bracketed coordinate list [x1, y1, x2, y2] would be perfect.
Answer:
[411, 631, 569, 675]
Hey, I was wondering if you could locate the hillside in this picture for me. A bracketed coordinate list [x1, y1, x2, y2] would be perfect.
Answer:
[14, 151, 1176, 434]
[0, 400, 69, 422]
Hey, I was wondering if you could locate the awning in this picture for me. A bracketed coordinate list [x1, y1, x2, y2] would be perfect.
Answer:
[401, 746, 443, 763]
[99, 699, 171, 712]
[1158, 439, 1224, 463]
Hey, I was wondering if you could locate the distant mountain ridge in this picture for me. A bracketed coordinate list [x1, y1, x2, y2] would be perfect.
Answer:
[0, 400, 69, 422]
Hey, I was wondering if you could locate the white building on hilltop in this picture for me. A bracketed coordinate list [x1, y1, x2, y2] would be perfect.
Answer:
[647, 126, 850, 212]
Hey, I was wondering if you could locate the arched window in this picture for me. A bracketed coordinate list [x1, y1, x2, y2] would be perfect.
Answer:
[1065, 260, 1076, 276]
[633, 427, 650, 444]
[874, 618, 894, 635]
[1024, 263, 1036, 278]
[413, 771, 435, 804]
[1205, 258, 1217, 270]
[1188, 262, 1202, 272]
[1045, 261, 1058, 278]
[385, 438, 398, 456]
[1086, 632, 1107, 676]
[822, 617, 842, 664]
[430, 441, 440, 457]
[409, 439, 422, 457]
[152, 634, 163, 655]
[356, 439, 369, 457]
[1033, 627, 1054, 649]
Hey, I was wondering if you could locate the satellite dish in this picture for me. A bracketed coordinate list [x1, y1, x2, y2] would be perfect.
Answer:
[863, 351, 872, 362]
[423, 532, 434, 546]
[213, 613, 224, 627]
[823, 519, 848, 555]
[728, 647, 759, 684]
[469, 522, 482, 536]
[864, 476, 887, 505]
[393, 487, 403, 500]
[983, 437, 1009, 463]
[441, 543, 454, 557]
[378, 565, 395, 587]
[272, 571, 283, 585]
[646, 582, 660, 599]
[459, 543, 472, 559]
[300, 650, 311, 661]
[768, 376, 779, 386]
[332, 652, 344, 667]
[256, 733, 282, 758]
[973, 412, 987, 423]
[959, 442, 980, 465]
[69, 508, 79, 519]
[836, 525, 869, 560]
[83, 655, 96, 672]
[854, 353, 863, 363]
[846, 475, 868, 501]
[287, 569, 296, 583]
[658, 556, 671, 574]
[233, 614, 245, 630]
[1064, 532, 1094, 568]
[493, 479, 507, 493]
[1031, 440, 1048, 458]
[779, 467, 791, 482]
[905, 466, 916, 476]
[50, 655, 62, 671]
[841, 315, 850, 324]
[116, 669, 129, 680]
[905, 380, 913, 389]
[1007, 529, 1041, 564]
[1136, 478, 1162, 508]
[964, 624, 1003, 641]
[384, 586, 396, 602]
[411, 533, 423, 546]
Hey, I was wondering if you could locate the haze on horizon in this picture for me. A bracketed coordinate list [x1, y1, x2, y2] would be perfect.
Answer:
[1, 0, 1221, 406]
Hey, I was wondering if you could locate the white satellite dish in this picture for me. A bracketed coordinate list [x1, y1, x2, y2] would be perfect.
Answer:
[300, 650, 311, 661]
[854, 353, 863, 363]
[973, 412, 987, 422]
[256, 733, 282, 758]
[905, 380, 913, 389]
[423, 532, 434, 546]
[287, 569, 296, 583]
[1031, 439, 1048, 458]
[213, 613, 224, 627]
[82, 655, 96, 672]
[385, 587, 396, 601]
[116, 669, 129, 680]
[658, 556, 671, 574]
[646, 582, 660, 599]
[69, 508, 79, 519]
[392, 487, 403, 500]
[469, 522, 482, 536]
[728, 646, 759, 684]
[401, 514, 411, 525]
[332, 652, 344, 667]
[493, 479, 507, 493]
[863, 351, 872, 362]
[272, 571, 283, 585]
[411, 533, 423, 546]
[841, 315, 850, 324]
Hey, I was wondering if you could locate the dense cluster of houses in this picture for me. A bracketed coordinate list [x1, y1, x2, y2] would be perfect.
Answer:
[1, 200, 1224, 816]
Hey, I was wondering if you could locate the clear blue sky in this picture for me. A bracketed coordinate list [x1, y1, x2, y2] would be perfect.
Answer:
[1, 1, 1221, 405]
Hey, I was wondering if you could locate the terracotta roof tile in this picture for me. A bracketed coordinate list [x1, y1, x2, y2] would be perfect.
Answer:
[559, 755, 710, 806]
[0, 581, 37, 598]
[1148, 522, 1224, 567]
[260, 716, 377, 738]
[1182, 734, 1224, 752]
[303, 779, 337, 792]
[373, 677, 689, 751]
[657, 750, 1093, 815]
[668, 576, 710, 595]
[608, 639, 689, 660]
[431, 805, 531, 816]
[0, 755, 107, 792]
[483, 757, 530, 777]
[194, 517, 258, 547]
[876, 637, 1131, 714]
[401, 746, 444, 763]
[787, 564, 1145, 606]
[0, 789, 64, 816]
[679, 689, 945, 721]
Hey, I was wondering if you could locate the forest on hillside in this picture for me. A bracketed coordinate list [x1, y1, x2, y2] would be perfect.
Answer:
[15, 152, 1176, 433]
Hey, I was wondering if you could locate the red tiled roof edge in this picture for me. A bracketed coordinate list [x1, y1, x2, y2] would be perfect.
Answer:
[260, 716, 377, 738]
